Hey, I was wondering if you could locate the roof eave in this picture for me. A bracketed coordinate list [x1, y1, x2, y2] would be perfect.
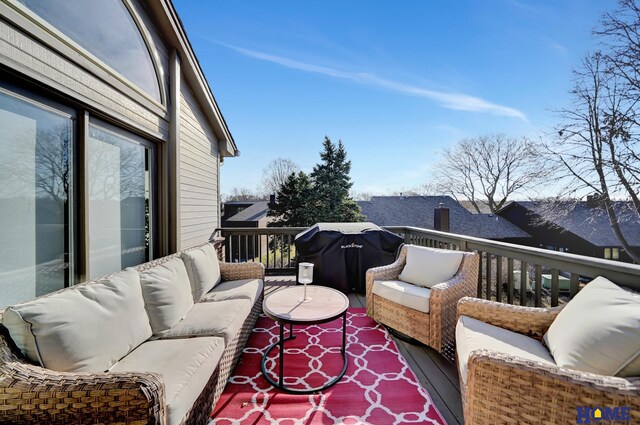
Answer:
[153, 0, 238, 157]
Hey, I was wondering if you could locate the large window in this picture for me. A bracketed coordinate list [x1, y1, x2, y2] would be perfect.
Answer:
[88, 123, 153, 279]
[18, 0, 161, 102]
[0, 84, 158, 307]
[0, 89, 74, 305]
[604, 247, 620, 260]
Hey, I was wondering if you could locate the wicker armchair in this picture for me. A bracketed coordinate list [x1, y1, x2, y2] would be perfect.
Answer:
[0, 252, 265, 425]
[365, 245, 478, 354]
[456, 297, 640, 425]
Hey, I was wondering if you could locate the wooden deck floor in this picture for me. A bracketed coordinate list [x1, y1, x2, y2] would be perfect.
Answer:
[265, 277, 464, 425]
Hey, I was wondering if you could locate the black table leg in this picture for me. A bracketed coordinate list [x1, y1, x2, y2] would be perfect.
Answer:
[342, 311, 347, 354]
[261, 315, 349, 394]
[278, 321, 284, 388]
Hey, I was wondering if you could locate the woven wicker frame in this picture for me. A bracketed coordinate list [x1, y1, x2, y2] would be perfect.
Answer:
[0, 244, 265, 425]
[456, 297, 640, 424]
[365, 245, 479, 356]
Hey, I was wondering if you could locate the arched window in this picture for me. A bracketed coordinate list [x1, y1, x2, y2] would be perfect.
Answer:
[19, 0, 162, 103]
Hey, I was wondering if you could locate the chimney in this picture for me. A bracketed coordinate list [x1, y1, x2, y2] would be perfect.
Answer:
[434, 202, 450, 232]
[269, 193, 276, 208]
[586, 193, 604, 208]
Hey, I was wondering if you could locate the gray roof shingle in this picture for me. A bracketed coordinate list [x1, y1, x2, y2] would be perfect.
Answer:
[358, 196, 530, 240]
[510, 201, 640, 247]
[226, 201, 269, 222]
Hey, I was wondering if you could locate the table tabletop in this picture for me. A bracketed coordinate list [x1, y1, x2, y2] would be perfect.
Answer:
[263, 285, 349, 325]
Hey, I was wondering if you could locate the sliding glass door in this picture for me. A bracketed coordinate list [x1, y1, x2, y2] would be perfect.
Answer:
[88, 122, 153, 279]
[0, 89, 74, 305]
[0, 86, 157, 307]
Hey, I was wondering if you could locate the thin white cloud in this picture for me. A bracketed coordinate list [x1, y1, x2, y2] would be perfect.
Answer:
[548, 41, 569, 54]
[215, 42, 527, 120]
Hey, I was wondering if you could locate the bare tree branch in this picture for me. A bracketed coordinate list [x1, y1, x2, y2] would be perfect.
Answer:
[261, 158, 300, 195]
[432, 134, 547, 213]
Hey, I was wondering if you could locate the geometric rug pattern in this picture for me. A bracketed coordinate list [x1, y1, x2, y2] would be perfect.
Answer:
[211, 308, 447, 424]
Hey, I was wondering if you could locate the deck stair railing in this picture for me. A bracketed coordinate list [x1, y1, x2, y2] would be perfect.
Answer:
[215, 226, 640, 307]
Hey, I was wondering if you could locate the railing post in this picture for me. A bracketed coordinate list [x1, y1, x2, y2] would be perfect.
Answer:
[552, 270, 561, 307]
[520, 261, 528, 306]
[477, 251, 484, 298]
[404, 229, 412, 245]
[507, 258, 514, 304]
[459, 239, 468, 252]
[534, 265, 542, 307]
[496, 255, 503, 302]
[485, 253, 492, 300]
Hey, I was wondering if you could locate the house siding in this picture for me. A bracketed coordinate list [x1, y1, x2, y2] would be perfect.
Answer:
[179, 76, 220, 248]
[0, 0, 229, 282]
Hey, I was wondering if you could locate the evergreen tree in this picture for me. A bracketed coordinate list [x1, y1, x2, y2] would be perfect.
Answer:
[267, 137, 363, 226]
[310, 137, 364, 222]
[267, 171, 315, 227]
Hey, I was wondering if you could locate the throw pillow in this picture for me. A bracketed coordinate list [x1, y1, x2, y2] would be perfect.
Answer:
[181, 243, 221, 301]
[139, 257, 195, 334]
[544, 276, 640, 377]
[2, 268, 152, 372]
[398, 245, 464, 287]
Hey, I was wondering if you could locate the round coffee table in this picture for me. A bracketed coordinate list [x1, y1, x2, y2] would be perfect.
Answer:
[261, 285, 349, 394]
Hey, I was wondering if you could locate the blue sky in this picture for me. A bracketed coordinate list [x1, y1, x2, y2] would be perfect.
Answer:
[173, 0, 615, 196]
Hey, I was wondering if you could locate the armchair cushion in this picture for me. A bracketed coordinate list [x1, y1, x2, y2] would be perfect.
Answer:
[544, 276, 640, 377]
[139, 257, 195, 334]
[398, 245, 463, 288]
[181, 243, 221, 301]
[372, 280, 431, 313]
[2, 268, 152, 373]
[456, 315, 555, 384]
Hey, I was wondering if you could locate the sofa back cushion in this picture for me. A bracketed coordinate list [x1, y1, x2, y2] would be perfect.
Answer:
[544, 276, 640, 377]
[181, 243, 221, 301]
[398, 245, 464, 288]
[2, 268, 152, 373]
[139, 257, 194, 334]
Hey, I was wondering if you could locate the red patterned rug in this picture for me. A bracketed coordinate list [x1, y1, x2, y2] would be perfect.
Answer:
[210, 308, 447, 424]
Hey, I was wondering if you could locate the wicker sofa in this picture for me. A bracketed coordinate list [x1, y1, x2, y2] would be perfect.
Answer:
[0, 242, 264, 425]
[365, 244, 478, 355]
[456, 294, 640, 424]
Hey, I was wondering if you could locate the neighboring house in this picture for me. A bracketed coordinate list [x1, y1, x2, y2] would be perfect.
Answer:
[221, 201, 270, 228]
[221, 200, 272, 262]
[358, 196, 531, 242]
[0, 0, 238, 307]
[498, 201, 640, 263]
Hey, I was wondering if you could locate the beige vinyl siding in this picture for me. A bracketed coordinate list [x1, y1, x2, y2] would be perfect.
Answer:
[179, 77, 220, 249]
[0, 9, 169, 141]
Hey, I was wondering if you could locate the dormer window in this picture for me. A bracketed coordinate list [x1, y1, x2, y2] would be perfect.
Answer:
[18, 0, 161, 103]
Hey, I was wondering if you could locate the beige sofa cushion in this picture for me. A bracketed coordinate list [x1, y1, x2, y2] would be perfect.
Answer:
[110, 337, 225, 425]
[200, 279, 263, 305]
[398, 245, 463, 288]
[154, 299, 252, 343]
[139, 257, 194, 334]
[456, 315, 555, 384]
[181, 243, 221, 301]
[2, 268, 152, 372]
[372, 280, 431, 313]
[544, 276, 640, 377]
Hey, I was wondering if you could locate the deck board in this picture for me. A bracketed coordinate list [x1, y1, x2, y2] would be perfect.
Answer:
[264, 277, 463, 425]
